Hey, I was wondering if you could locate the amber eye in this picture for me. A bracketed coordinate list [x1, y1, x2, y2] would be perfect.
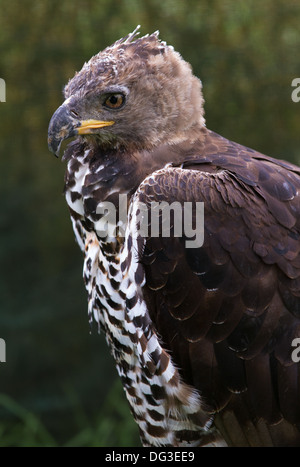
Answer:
[103, 93, 125, 109]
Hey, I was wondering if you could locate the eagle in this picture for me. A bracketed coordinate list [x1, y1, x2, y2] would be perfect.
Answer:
[48, 27, 300, 447]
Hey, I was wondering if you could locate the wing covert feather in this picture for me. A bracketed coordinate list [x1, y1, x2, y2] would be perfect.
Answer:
[135, 139, 300, 442]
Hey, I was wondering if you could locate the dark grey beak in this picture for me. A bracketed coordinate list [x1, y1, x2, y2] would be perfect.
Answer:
[48, 104, 79, 157]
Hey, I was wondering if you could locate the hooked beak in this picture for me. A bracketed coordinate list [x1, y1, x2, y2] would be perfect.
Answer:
[47, 103, 115, 157]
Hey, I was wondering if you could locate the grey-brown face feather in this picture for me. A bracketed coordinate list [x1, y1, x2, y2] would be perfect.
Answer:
[61, 29, 205, 151]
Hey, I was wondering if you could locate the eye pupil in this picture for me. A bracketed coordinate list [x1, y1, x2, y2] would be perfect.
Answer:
[104, 93, 125, 109]
[110, 95, 118, 105]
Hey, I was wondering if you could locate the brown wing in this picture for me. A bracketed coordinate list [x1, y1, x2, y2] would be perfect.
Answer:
[136, 132, 300, 446]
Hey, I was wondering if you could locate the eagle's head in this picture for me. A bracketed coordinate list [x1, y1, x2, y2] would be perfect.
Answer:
[48, 27, 205, 156]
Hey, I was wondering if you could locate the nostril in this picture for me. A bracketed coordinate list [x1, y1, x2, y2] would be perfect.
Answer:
[70, 109, 79, 118]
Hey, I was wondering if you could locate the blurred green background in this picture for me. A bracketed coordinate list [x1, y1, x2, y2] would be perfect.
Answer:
[0, 0, 300, 447]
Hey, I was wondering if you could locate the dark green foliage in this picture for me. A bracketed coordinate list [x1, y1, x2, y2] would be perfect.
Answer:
[0, 0, 299, 447]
